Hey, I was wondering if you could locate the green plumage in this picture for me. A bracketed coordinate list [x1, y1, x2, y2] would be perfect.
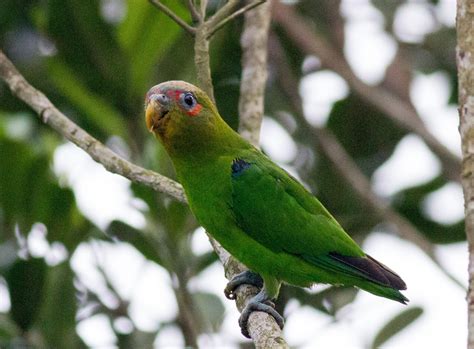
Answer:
[145, 81, 408, 307]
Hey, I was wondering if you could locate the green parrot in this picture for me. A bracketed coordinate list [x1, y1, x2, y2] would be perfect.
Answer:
[145, 81, 407, 337]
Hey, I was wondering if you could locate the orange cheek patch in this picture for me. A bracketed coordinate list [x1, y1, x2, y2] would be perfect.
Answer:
[187, 103, 202, 117]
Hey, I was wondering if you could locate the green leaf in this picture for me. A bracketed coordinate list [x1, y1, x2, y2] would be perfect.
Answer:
[371, 306, 423, 349]
[0, 314, 20, 342]
[5, 258, 47, 331]
[193, 292, 225, 333]
[191, 251, 218, 277]
[36, 263, 83, 348]
[284, 285, 358, 316]
[47, 0, 129, 106]
[0, 139, 34, 238]
[118, 0, 189, 94]
[0, 136, 90, 250]
[393, 177, 465, 244]
[328, 93, 405, 176]
[47, 60, 128, 140]
[106, 220, 163, 265]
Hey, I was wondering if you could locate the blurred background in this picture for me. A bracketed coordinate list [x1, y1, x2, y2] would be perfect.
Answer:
[0, 0, 466, 348]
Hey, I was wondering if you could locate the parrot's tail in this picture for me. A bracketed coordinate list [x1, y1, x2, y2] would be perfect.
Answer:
[360, 282, 409, 304]
[328, 252, 408, 304]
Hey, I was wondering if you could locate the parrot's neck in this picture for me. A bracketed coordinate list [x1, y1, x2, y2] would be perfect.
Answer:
[164, 118, 252, 165]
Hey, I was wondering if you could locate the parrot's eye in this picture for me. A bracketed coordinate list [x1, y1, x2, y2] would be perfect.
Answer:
[180, 92, 197, 110]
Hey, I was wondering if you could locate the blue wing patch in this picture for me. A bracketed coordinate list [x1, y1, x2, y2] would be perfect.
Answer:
[231, 158, 252, 178]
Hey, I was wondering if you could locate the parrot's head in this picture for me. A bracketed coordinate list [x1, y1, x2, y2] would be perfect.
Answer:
[144, 80, 225, 154]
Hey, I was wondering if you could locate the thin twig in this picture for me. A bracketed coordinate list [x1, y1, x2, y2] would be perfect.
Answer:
[207, 0, 267, 39]
[0, 50, 186, 203]
[149, 0, 196, 35]
[191, 0, 242, 102]
[272, 1, 461, 182]
[206, 0, 240, 30]
[186, 0, 201, 23]
[200, 0, 208, 19]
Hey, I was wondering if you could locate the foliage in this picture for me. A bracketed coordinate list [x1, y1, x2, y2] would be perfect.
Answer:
[0, 0, 461, 347]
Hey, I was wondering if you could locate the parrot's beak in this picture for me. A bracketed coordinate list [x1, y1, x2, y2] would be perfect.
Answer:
[145, 93, 170, 132]
[145, 100, 159, 132]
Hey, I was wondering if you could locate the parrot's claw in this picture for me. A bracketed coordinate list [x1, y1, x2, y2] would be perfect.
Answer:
[238, 289, 284, 338]
[224, 270, 263, 300]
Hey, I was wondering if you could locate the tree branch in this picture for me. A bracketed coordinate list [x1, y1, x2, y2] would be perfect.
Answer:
[272, 1, 461, 182]
[194, 26, 215, 102]
[238, 0, 272, 147]
[0, 50, 186, 204]
[456, 0, 474, 347]
[148, 0, 196, 35]
[186, 0, 201, 24]
[199, 0, 208, 20]
[206, 0, 240, 30]
[207, 0, 267, 39]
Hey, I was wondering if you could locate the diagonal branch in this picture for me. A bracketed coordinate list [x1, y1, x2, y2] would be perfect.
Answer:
[0, 50, 186, 204]
[149, 0, 196, 35]
[272, 1, 461, 182]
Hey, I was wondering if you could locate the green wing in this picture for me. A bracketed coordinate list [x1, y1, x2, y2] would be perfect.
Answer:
[230, 155, 406, 292]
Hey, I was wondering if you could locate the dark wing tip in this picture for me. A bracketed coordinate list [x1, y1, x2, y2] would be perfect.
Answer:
[329, 252, 407, 291]
[366, 255, 407, 290]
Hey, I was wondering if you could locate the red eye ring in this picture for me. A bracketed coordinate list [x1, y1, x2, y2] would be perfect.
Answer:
[178, 91, 202, 116]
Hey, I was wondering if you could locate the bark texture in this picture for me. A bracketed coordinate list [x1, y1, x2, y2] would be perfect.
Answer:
[457, 1, 474, 347]
[238, 0, 272, 147]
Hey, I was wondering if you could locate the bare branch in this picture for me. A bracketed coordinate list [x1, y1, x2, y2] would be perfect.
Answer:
[194, 27, 215, 103]
[189, 0, 244, 102]
[238, 0, 271, 146]
[187, 0, 201, 23]
[207, 0, 267, 39]
[456, 0, 474, 346]
[0, 50, 186, 203]
[199, 0, 208, 19]
[206, 0, 240, 30]
[149, 0, 196, 35]
[272, 1, 461, 182]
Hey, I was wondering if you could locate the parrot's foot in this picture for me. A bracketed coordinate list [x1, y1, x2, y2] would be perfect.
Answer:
[238, 288, 285, 338]
[224, 270, 263, 300]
